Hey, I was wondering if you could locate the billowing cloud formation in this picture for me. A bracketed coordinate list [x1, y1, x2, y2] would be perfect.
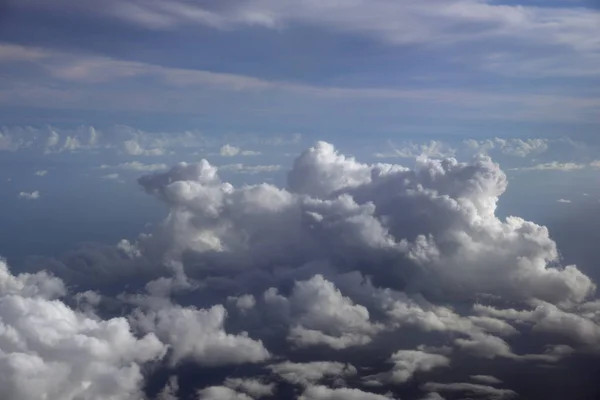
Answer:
[0, 259, 166, 400]
[6, 140, 600, 399]
[265, 275, 384, 349]
[130, 302, 270, 366]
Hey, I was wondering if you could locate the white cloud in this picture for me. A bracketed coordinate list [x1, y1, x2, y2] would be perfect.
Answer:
[197, 386, 253, 400]
[220, 144, 262, 157]
[220, 144, 241, 156]
[513, 161, 587, 171]
[268, 361, 357, 386]
[228, 294, 256, 312]
[27, 1, 600, 57]
[137, 140, 595, 305]
[18, 191, 40, 200]
[557, 198, 572, 203]
[465, 138, 549, 157]
[224, 378, 275, 398]
[265, 275, 384, 349]
[130, 302, 270, 366]
[34, 170, 48, 176]
[100, 161, 168, 172]
[0, 259, 166, 400]
[363, 350, 450, 385]
[475, 302, 600, 348]
[28, 138, 597, 398]
[374, 141, 455, 159]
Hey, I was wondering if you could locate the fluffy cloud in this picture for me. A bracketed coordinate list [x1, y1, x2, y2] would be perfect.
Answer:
[130, 302, 270, 366]
[0, 259, 166, 400]
[7, 140, 600, 399]
[265, 275, 384, 349]
[363, 350, 450, 385]
[220, 144, 261, 157]
[18, 191, 40, 200]
[34, 170, 48, 176]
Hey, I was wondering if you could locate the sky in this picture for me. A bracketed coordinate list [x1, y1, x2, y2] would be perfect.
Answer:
[1, 1, 600, 400]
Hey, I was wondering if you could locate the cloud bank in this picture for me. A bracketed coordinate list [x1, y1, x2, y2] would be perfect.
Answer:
[4, 141, 600, 399]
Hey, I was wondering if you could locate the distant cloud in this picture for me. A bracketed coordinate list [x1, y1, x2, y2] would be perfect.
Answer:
[219, 144, 261, 157]
[219, 163, 281, 174]
[101, 173, 121, 181]
[422, 382, 516, 399]
[18, 191, 40, 200]
[374, 140, 455, 159]
[34, 170, 48, 176]
[100, 161, 168, 172]
[513, 161, 588, 172]
[557, 198, 572, 203]
[470, 375, 503, 385]
[464, 138, 549, 157]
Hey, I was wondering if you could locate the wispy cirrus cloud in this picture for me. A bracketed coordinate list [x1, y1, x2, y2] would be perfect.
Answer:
[0, 41, 599, 122]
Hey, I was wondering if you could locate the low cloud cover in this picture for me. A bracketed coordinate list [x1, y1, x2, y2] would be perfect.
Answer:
[3, 142, 600, 399]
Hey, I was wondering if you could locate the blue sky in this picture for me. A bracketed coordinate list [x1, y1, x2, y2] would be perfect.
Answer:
[1, 0, 600, 260]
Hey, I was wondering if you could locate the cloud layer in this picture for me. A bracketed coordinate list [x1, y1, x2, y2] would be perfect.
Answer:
[3, 141, 600, 399]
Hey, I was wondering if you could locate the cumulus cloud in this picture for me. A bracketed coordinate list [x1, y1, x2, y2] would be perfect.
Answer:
[18, 191, 40, 200]
[228, 294, 256, 312]
[6, 140, 600, 399]
[265, 275, 384, 349]
[130, 301, 270, 366]
[220, 144, 261, 157]
[34, 170, 48, 176]
[363, 350, 450, 385]
[0, 259, 166, 400]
